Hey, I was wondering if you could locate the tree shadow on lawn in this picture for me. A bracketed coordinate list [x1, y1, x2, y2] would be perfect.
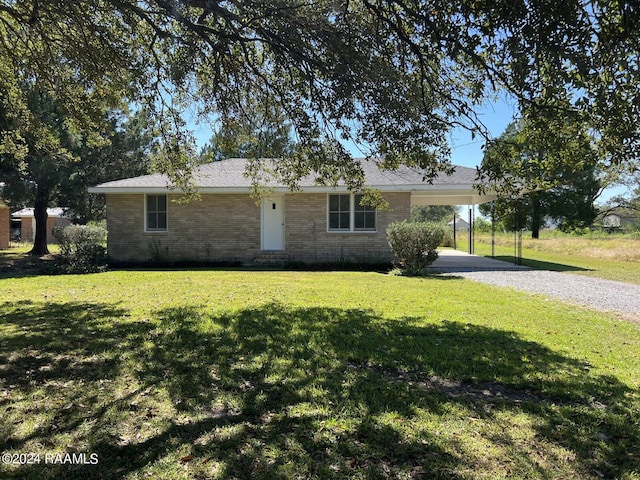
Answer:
[490, 255, 592, 272]
[0, 251, 63, 279]
[1, 301, 638, 479]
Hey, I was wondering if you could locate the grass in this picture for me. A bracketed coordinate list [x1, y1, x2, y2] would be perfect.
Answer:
[470, 231, 640, 285]
[0, 249, 639, 479]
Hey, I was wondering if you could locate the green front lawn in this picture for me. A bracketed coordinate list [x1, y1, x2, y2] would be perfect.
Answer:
[1, 266, 639, 479]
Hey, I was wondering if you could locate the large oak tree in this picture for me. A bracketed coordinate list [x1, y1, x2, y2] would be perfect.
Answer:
[1, 1, 640, 229]
[0, 81, 157, 255]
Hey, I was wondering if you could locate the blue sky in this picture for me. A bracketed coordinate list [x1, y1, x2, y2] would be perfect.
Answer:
[447, 95, 518, 170]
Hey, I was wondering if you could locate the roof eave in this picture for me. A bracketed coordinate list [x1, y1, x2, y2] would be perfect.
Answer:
[88, 183, 485, 195]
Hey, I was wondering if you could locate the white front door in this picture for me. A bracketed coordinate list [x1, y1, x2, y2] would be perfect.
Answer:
[261, 195, 285, 250]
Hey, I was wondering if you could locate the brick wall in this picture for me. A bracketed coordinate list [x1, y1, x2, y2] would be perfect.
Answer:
[105, 191, 411, 264]
[106, 194, 262, 263]
[284, 192, 410, 263]
[0, 204, 8, 249]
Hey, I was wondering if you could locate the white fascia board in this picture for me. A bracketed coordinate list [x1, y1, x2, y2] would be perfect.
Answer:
[269, 184, 484, 193]
[88, 186, 192, 194]
[410, 191, 498, 206]
[88, 183, 486, 195]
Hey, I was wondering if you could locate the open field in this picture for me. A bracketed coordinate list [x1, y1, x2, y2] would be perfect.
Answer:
[1, 253, 639, 479]
[472, 232, 640, 285]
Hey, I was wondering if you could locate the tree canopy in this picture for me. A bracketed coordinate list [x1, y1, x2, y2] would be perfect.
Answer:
[57, 108, 159, 224]
[0, 78, 157, 254]
[1, 0, 640, 191]
[480, 120, 603, 237]
[411, 205, 459, 224]
[200, 99, 296, 163]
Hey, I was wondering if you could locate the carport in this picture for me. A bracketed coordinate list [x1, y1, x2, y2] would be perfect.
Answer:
[410, 184, 498, 256]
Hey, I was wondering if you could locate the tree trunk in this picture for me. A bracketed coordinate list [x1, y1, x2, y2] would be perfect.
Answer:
[29, 192, 50, 256]
[531, 195, 541, 239]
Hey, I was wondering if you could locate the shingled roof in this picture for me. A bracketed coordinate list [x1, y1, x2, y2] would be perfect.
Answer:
[89, 157, 480, 194]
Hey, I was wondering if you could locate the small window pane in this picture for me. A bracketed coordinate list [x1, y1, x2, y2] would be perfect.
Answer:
[365, 211, 375, 229]
[329, 213, 339, 229]
[157, 213, 167, 229]
[339, 195, 349, 210]
[147, 212, 157, 230]
[354, 195, 376, 231]
[339, 212, 349, 229]
[329, 195, 340, 211]
[157, 195, 167, 211]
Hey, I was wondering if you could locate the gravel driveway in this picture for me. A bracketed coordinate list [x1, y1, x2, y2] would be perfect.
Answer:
[432, 251, 640, 320]
[456, 270, 640, 320]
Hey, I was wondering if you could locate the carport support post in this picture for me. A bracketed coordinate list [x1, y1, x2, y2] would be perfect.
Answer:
[513, 202, 518, 266]
[453, 213, 457, 250]
[468, 207, 473, 254]
[491, 201, 496, 259]
[517, 229, 523, 266]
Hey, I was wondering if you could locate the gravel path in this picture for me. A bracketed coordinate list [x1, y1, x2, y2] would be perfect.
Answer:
[453, 270, 640, 320]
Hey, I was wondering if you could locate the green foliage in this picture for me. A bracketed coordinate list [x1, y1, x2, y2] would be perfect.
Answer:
[57, 108, 158, 223]
[3, 0, 640, 192]
[387, 221, 445, 275]
[410, 206, 463, 248]
[357, 187, 391, 211]
[440, 226, 456, 248]
[54, 224, 107, 273]
[481, 119, 602, 238]
[474, 216, 493, 233]
[0, 85, 81, 255]
[200, 100, 295, 163]
[0, 78, 155, 255]
[411, 205, 458, 223]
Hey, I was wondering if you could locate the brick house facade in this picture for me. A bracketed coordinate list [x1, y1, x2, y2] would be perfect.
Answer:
[104, 191, 410, 263]
[90, 158, 495, 264]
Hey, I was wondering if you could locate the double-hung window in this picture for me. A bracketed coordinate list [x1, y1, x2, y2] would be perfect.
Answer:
[328, 194, 351, 231]
[353, 194, 376, 231]
[146, 194, 167, 231]
[328, 193, 376, 232]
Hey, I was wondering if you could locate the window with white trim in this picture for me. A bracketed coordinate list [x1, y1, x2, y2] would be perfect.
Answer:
[353, 194, 376, 231]
[146, 194, 167, 231]
[328, 194, 376, 232]
[328, 194, 351, 231]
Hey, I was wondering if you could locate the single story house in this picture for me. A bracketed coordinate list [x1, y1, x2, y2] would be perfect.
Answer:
[602, 213, 638, 231]
[89, 158, 497, 264]
[11, 207, 71, 242]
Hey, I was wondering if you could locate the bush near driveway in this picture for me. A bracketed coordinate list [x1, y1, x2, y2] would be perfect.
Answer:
[387, 221, 445, 275]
